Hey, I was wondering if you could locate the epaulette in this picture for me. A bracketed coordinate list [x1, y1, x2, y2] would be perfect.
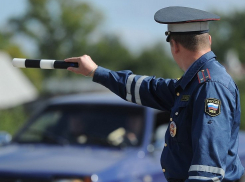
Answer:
[197, 69, 211, 83]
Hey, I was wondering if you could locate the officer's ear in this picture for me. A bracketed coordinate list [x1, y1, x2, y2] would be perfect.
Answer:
[170, 39, 180, 54]
[209, 35, 212, 46]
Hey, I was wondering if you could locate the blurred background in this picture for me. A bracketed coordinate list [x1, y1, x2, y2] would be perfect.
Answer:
[1, 0, 245, 135]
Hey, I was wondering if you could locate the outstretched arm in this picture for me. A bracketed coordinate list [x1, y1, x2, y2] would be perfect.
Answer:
[65, 55, 176, 111]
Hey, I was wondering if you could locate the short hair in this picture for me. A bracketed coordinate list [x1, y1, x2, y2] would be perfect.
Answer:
[169, 33, 210, 52]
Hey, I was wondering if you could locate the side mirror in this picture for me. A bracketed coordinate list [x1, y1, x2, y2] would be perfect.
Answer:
[0, 131, 12, 145]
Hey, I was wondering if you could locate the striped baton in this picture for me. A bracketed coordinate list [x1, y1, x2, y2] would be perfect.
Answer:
[12, 58, 78, 69]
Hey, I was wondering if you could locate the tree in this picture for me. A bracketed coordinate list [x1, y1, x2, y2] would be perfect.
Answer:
[0, 32, 25, 58]
[7, 0, 180, 91]
[133, 43, 182, 78]
[210, 11, 245, 64]
[8, 0, 103, 79]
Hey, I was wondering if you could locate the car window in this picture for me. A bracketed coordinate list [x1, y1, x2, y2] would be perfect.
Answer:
[151, 111, 170, 149]
[17, 110, 62, 142]
[15, 104, 145, 148]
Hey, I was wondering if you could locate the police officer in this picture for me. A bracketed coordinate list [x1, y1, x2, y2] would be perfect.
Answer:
[65, 6, 244, 182]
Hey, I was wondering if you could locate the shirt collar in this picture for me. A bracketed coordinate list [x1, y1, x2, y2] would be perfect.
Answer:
[175, 51, 216, 90]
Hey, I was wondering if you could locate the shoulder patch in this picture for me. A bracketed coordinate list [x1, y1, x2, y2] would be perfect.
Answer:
[205, 98, 221, 116]
[197, 69, 211, 83]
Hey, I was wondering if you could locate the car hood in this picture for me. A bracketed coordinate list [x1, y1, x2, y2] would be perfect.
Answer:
[0, 143, 131, 178]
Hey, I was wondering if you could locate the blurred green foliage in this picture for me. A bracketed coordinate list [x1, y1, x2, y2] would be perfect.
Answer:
[210, 11, 245, 64]
[240, 94, 245, 130]
[236, 80, 245, 130]
[0, 106, 28, 135]
[0, 32, 26, 58]
[1, 0, 245, 135]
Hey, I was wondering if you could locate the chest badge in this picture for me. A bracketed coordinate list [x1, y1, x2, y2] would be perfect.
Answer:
[181, 95, 190, 101]
[205, 98, 221, 117]
[169, 121, 177, 137]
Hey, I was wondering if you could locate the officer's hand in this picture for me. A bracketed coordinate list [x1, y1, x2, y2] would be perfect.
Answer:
[65, 55, 98, 77]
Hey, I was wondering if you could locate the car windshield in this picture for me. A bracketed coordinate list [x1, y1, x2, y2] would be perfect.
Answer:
[14, 103, 145, 148]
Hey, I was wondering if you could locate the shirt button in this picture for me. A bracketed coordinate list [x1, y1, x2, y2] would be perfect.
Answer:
[162, 169, 166, 172]
[164, 143, 167, 147]
[175, 112, 178, 116]
[176, 92, 180, 96]
[170, 118, 173, 121]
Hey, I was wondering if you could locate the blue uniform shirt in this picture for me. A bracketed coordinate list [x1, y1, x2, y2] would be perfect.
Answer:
[93, 51, 244, 181]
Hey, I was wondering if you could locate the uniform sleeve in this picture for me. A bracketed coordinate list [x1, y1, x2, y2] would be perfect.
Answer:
[186, 81, 235, 182]
[93, 66, 176, 111]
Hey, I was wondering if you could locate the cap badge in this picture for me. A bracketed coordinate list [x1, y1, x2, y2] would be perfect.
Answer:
[165, 31, 171, 36]
[205, 98, 221, 116]
[169, 121, 177, 137]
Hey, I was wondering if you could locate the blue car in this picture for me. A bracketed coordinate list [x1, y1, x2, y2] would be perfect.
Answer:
[0, 93, 245, 182]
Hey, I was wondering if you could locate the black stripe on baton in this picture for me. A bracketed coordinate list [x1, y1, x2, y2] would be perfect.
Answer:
[54, 61, 78, 69]
[25, 59, 41, 68]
